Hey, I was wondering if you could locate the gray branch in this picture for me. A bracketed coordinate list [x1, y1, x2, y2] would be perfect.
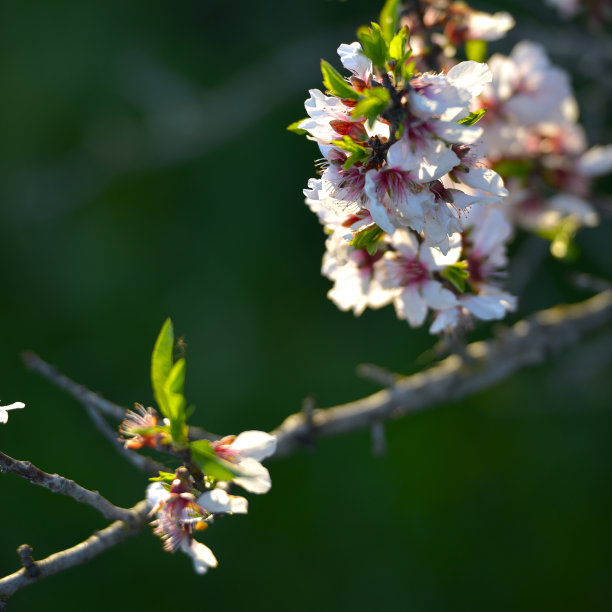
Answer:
[0, 451, 139, 526]
[270, 290, 612, 457]
[0, 500, 149, 601]
[3, 291, 611, 605]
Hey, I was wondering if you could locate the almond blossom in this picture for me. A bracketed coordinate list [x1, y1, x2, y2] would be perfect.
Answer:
[211, 430, 277, 494]
[146, 467, 249, 575]
[383, 230, 460, 327]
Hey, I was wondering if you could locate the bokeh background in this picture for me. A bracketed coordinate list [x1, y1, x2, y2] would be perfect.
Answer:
[1, 1, 611, 610]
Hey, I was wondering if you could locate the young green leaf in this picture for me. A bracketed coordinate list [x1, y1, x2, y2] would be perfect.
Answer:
[350, 224, 386, 254]
[388, 26, 409, 62]
[151, 318, 174, 418]
[330, 135, 370, 156]
[379, 0, 401, 42]
[149, 471, 176, 484]
[321, 59, 360, 100]
[465, 39, 488, 63]
[458, 109, 487, 126]
[357, 22, 389, 69]
[163, 358, 188, 443]
[352, 86, 390, 127]
[287, 119, 309, 135]
[441, 261, 470, 293]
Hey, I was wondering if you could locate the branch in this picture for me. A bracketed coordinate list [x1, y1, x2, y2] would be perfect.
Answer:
[271, 290, 612, 457]
[0, 451, 138, 526]
[0, 500, 149, 602]
[22, 351, 127, 421]
[23, 351, 219, 444]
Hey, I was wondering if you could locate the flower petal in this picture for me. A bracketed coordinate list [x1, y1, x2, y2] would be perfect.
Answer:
[197, 489, 248, 515]
[231, 431, 277, 461]
[233, 457, 272, 494]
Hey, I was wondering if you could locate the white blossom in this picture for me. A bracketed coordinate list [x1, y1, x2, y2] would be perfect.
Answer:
[212, 431, 277, 494]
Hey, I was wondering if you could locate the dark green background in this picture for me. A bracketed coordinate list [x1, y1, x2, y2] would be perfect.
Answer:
[1, 1, 611, 610]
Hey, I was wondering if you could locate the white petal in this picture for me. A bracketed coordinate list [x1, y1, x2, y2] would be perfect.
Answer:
[422, 281, 458, 310]
[578, 145, 612, 177]
[457, 167, 508, 196]
[231, 431, 277, 461]
[337, 42, 372, 80]
[395, 286, 428, 327]
[429, 307, 459, 334]
[0, 402, 25, 410]
[0, 411, 8, 424]
[461, 295, 508, 320]
[233, 457, 272, 494]
[364, 171, 397, 234]
[146, 482, 170, 508]
[197, 489, 248, 514]
[183, 539, 218, 574]
[390, 229, 419, 257]
[447, 61, 492, 97]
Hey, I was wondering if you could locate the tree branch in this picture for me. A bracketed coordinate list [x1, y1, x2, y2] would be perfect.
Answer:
[0, 451, 139, 526]
[271, 290, 612, 457]
[0, 500, 149, 602]
[23, 351, 218, 444]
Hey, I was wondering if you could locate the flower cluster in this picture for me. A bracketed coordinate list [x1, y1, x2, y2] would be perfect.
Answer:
[401, 0, 514, 70]
[296, 9, 514, 333]
[146, 431, 276, 574]
[474, 40, 612, 256]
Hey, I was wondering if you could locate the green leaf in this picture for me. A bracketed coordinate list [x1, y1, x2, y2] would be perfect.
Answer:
[149, 471, 175, 484]
[287, 119, 308, 135]
[190, 440, 241, 481]
[388, 26, 409, 62]
[151, 318, 174, 418]
[465, 39, 487, 63]
[164, 358, 187, 443]
[201, 460, 238, 481]
[357, 22, 389, 69]
[401, 60, 416, 81]
[350, 224, 386, 254]
[441, 261, 470, 293]
[352, 86, 390, 127]
[320, 59, 359, 100]
[379, 0, 401, 42]
[458, 109, 487, 126]
[330, 135, 370, 157]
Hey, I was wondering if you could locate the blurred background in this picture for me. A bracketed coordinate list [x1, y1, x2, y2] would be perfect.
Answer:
[1, 1, 611, 610]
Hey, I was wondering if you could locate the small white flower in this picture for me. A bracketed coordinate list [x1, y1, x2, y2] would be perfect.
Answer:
[212, 431, 277, 494]
[0, 402, 25, 424]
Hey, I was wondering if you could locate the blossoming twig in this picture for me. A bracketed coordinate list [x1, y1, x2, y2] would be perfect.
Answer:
[0, 450, 139, 525]
[271, 290, 612, 457]
[0, 500, 149, 602]
[81, 400, 165, 475]
[22, 351, 219, 443]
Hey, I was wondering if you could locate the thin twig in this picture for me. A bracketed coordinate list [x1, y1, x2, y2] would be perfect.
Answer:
[0, 451, 139, 526]
[0, 500, 149, 601]
[271, 290, 612, 457]
[22, 351, 219, 443]
[22, 351, 127, 421]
